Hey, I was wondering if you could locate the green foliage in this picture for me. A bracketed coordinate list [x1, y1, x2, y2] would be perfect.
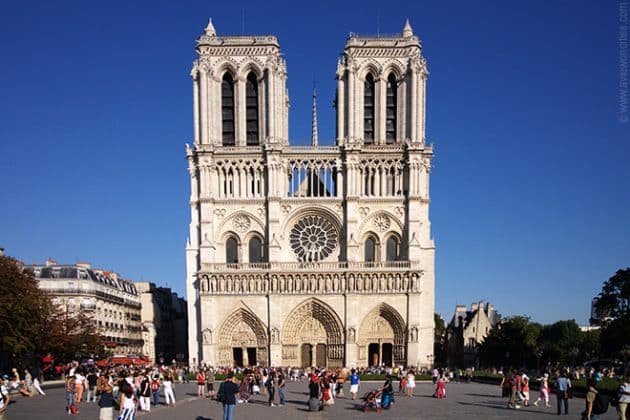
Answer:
[594, 268, 630, 357]
[0, 255, 107, 369]
[478, 316, 542, 368]
[434, 313, 447, 366]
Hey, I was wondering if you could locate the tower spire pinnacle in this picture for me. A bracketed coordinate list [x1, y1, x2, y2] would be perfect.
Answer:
[205, 18, 216, 36]
[402, 19, 413, 38]
[311, 84, 318, 147]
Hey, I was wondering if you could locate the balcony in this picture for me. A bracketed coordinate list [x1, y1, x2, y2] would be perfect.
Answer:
[198, 260, 423, 296]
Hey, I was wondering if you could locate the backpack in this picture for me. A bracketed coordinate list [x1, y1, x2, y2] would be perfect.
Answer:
[592, 393, 611, 415]
[216, 382, 226, 403]
[151, 380, 160, 392]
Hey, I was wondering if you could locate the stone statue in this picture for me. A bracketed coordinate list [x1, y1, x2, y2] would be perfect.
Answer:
[271, 327, 280, 344]
[203, 328, 213, 344]
[348, 327, 356, 343]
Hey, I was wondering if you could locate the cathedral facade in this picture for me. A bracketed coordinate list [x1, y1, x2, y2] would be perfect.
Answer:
[185, 19, 435, 369]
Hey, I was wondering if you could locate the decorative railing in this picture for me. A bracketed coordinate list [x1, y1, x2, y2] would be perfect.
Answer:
[198, 261, 423, 295]
[201, 260, 419, 272]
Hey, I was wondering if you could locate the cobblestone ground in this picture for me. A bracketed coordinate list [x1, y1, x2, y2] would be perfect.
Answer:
[5, 380, 620, 419]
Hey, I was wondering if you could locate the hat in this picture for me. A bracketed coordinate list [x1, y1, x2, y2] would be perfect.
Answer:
[2, 375, 8, 379]
[543, 373, 549, 378]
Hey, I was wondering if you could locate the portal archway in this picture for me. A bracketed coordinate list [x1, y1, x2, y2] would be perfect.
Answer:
[282, 298, 344, 367]
[358, 303, 406, 366]
[217, 308, 268, 367]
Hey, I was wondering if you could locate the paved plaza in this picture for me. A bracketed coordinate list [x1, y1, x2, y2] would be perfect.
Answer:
[5, 380, 620, 419]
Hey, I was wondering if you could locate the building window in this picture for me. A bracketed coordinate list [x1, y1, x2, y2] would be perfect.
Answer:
[386, 236, 400, 261]
[364, 73, 375, 144]
[364, 236, 377, 263]
[246, 72, 259, 145]
[226, 236, 239, 264]
[386, 74, 397, 143]
[222, 73, 235, 146]
[249, 236, 264, 263]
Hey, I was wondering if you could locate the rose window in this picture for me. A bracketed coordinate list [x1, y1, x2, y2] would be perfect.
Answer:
[289, 215, 337, 262]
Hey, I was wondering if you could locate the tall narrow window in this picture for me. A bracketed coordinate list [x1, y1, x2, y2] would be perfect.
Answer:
[365, 236, 377, 263]
[222, 73, 235, 146]
[226, 236, 238, 264]
[386, 236, 400, 262]
[246, 72, 259, 145]
[386, 74, 397, 143]
[249, 236, 263, 263]
[364, 73, 375, 144]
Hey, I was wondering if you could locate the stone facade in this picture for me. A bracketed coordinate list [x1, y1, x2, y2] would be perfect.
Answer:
[25, 260, 143, 355]
[186, 19, 435, 369]
[446, 301, 500, 368]
[137, 282, 188, 364]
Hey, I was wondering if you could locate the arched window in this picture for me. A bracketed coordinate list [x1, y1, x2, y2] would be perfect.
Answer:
[364, 73, 375, 144]
[249, 236, 264, 263]
[222, 73, 235, 146]
[226, 236, 239, 264]
[386, 236, 400, 262]
[386, 73, 397, 143]
[246, 72, 259, 145]
[364, 236, 377, 263]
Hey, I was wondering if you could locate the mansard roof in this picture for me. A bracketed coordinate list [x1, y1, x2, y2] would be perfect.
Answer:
[24, 263, 138, 295]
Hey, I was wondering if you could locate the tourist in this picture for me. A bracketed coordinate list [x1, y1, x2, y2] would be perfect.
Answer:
[582, 378, 599, 420]
[238, 373, 251, 403]
[278, 369, 286, 406]
[406, 369, 416, 397]
[435, 374, 446, 399]
[221, 373, 240, 420]
[65, 376, 77, 414]
[150, 375, 161, 406]
[97, 380, 115, 420]
[117, 380, 135, 420]
[533, 372, 550, 407]
[74, 370, 85, 403]
[617, 371, 630, 420]
[521, 373, 530, 407]
[206, 368, 216, 397]
[139, 373, 151, 412]
[336, 368, 345, 398]
[555, 369, 572, 416]
[86, 369, 98, 403]
[349, 368, 360, 400]
[197, 368, 206, 397]
[266, 370, 276, 406]
[163, 372, 176, 407]
[32, 375, 46, 396]
[0, 378, 10, 420]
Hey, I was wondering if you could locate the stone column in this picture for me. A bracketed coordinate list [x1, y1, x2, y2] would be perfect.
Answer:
[200, 69, 208, 144]
[237, 75, 246, 146]
[337, 76, 345, 143]
[348, 67, 355, 142]
[193, 71, 200, 144]
[267, 69, 275, 142]
[410, 70, 418, 142]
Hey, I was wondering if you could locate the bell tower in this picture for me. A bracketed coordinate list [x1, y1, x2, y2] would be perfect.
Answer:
[191, 19, 289, 147]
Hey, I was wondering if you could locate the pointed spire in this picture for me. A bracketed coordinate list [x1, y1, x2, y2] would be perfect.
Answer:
[402, 19, 413, 38]
[311, 85, 319, 147]
[205, 18, 216, 36]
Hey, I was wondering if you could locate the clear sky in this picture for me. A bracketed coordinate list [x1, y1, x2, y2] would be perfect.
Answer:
[1, 0, 628, 325]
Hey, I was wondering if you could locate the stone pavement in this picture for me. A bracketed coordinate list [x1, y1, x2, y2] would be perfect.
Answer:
[5, 380, 620, 419]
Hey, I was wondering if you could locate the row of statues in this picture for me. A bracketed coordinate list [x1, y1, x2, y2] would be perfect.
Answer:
[201, 271, 422, 294]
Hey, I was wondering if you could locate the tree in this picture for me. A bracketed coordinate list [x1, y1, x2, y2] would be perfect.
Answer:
[0, 255, 107, 370]
[539, 320, 582, 365]
[478, 316, 542, 369]
[434, 313, 447, 366]
[594, 269, 630, 358]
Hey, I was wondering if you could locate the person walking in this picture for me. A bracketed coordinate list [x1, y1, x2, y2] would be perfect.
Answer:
[86, 370, 98, 403]
[266, 371, 276, 406]
[406, 369, 416, 397]
[533, 372, 551, 407]
[65, 376, 77, 414]
[278, 370, 286, 406]
[349, 369, 360, 400]
[117, 380, 136, 420]
[139, 373, 151, 412]
[0, 379, 10, 420]
[555, 369, 572, 416]
[97, 381, 115, 420]
[582, 378, 600, 420]
[206, 368, 216, 397]
[197, 369, 206, 397]
[221, 373, 240, 420]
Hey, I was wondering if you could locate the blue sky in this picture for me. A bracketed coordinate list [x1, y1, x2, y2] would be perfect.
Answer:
[1, 0, 628, 325]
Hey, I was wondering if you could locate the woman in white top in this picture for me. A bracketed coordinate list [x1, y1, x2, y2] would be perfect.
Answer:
[406, 370, 416, 397]
[162, 373, 176, 407]
[117, 380, 136, 420]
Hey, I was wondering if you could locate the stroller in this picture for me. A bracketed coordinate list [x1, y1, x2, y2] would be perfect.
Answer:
[361, 388, 383, 413]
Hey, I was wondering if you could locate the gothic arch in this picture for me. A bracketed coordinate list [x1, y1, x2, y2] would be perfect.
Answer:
[381, 59, 405, 81]
[236, 60, 264, 80]
[358, 303, 407, 366]
[358, 60, 382, 81]
[217, 308, 268, 367]
[357, 210, 403, 241]
[215, 59, 239, 80]
[282, 298, 344, 367]
[217, 211, 265, 238]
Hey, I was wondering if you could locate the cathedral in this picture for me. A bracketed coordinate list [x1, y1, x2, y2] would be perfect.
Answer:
[185, 19, 435, 369]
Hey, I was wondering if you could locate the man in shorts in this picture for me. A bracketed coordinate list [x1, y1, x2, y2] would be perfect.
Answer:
[349, 369, 360, 400]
